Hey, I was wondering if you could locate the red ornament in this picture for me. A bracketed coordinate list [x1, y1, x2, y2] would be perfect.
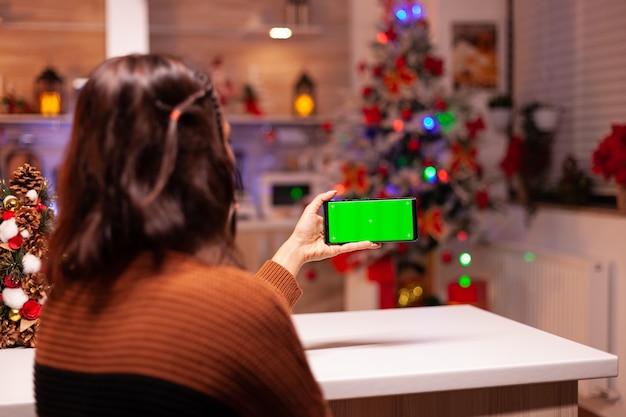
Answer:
[4, 275, 20, 288]
[362, 105, 382, 126]
[384, 26, 397, 42]
[401, 108, 412, 120]
[372, 65, 384, 77]
[21, 299, 42, 320]
[362, 86, 374, 98]
[407, 139, 420, 152]
[8, 234, 23, 250]
[441, 251, 453, 264]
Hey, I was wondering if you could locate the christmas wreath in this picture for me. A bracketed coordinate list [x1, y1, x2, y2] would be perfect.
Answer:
[0, 164, 54, 348]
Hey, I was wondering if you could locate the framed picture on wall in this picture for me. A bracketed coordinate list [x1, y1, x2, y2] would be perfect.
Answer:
[451, 22, 498, 89]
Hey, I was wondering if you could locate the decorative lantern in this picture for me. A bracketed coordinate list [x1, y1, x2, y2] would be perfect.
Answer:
[293, 72, 316, 117]
[35, 67, 63, 116]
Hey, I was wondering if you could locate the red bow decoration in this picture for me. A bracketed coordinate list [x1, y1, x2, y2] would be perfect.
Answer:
[450, 142, 479, 174]
[418, 207, 445, 240]
[342, 163, 370, 196]
[465, 116, 485, 139]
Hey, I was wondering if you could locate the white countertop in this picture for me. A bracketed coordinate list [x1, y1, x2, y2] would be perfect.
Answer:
[292, 305, 618, 400]
[1, 305, 618, 414]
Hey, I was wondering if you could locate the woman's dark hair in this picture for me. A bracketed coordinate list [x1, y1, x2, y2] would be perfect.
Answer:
[47, 54, 240, 287]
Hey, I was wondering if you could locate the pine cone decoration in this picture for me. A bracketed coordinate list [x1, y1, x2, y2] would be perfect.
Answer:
[23, 233, 48, 259]
[0, 320, 20, 349]
[9, 163, 44, 201]
[18, 321, 39, 348]
[16, 206, 41, 236]
[22, 272, 50, 300]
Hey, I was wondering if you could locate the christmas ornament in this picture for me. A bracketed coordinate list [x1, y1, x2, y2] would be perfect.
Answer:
[3, 195, 19, 211]
[8, 308, 21, 322]
[0, 163, 54, 348]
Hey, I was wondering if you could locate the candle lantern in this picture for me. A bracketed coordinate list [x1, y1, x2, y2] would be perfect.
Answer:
[293, 72, 316, 117]
[35, 67, 63, 116]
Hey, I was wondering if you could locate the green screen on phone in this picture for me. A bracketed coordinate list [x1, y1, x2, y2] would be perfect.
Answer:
[324, 198, 418, 244]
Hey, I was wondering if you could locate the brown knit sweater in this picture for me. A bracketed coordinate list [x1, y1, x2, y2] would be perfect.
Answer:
[34, 252, 331, 417]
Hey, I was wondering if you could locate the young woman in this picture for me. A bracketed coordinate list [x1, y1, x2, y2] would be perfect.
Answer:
[34, 54, 378, 417]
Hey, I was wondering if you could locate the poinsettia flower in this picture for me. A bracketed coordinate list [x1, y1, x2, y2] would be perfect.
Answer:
[591, 124, 626, 186]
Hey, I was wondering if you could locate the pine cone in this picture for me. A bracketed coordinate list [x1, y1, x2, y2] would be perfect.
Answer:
[0, 319, 19, 349]
[15, 206, 41, 237]
[22, 272, 50, 300]
[9, 163, 44, 201]
[23, 234, 48, 259]
[18, 321, 39, 348]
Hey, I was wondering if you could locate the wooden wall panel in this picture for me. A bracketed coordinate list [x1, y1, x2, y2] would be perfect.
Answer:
[0, 0, 106, 113]
[148, 0, 350, 116]
[0, 0, 350, 116]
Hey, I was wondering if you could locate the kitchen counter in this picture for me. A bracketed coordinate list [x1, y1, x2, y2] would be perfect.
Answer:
[1, 305, 618, 417]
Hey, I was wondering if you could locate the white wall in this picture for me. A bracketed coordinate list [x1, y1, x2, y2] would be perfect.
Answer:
[105, 0, 149, 58]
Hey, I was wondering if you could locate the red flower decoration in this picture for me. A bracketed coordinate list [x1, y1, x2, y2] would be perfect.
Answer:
[450, 142, 479, 174]
[4, 275, 20, 288]
[21, 299, 42, 320]
[342, 163, 370, 196]
[418, 207, 445, 240]
[591, 124, 626, 186]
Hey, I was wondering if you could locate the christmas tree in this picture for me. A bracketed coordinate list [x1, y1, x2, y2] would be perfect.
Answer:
[324, 0, 492, 307]
[0, 164, 54, 348]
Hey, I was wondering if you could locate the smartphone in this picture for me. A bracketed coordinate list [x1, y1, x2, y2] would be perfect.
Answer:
[323, 197, 418, 244]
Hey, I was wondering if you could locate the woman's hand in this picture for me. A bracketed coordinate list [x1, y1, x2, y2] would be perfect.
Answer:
[271, 190, 380, 277]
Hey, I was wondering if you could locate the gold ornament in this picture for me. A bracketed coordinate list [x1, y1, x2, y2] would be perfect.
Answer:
[3, 195, 20, 212]
[8, 309, 22, 322]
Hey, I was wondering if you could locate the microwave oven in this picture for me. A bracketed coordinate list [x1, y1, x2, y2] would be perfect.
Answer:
[259, 171, 326, 219]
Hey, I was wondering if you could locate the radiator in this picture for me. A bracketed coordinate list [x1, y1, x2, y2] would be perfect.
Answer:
[466, 242, 613, 397]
